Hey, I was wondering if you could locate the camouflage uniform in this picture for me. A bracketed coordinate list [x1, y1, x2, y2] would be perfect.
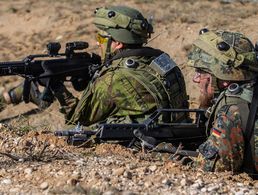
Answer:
[0, 81, 51, 112]
[54, 6, 189, 127]
[188, 30, 258, 174]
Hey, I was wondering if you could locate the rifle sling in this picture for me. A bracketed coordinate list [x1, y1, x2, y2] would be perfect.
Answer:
[243, 82, 258, 175]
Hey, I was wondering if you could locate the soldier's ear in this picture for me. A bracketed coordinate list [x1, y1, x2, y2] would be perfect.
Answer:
[112, 41, 124, 50]
[217, 80, 230, 89]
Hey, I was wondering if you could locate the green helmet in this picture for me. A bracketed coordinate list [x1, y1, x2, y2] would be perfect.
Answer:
[93, 6, 153, 44]
[187, 29, 258, 81]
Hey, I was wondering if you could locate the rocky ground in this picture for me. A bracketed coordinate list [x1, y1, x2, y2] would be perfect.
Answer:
[0, 128, 257, 194]
[0, 0, 258, 194]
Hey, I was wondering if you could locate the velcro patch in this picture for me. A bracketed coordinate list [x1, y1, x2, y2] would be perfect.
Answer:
[212, 127, 222, 138]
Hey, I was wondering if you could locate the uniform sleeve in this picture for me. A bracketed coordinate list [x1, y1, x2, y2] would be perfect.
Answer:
[65, 67, 157, 126]
[65, 73, 117, 126]
[195, 104, 245, 172]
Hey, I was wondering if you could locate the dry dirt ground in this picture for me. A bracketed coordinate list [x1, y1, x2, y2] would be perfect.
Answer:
[0, 0, 258, 194]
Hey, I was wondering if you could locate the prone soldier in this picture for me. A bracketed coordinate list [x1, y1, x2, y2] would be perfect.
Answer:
[50, 6, 189, 127]
[187, 29, 258, 177]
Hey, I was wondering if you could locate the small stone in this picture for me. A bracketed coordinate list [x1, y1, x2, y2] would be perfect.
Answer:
[248, 190, 257, 195]
[207, 185, 219, 192]
[236, 182, 244, 187]
[122, 191, 136, 195]
[201, 187, 207, 193]
[126, 164, 137, 170]
[1, 179, 12, 185]
[136, 167, 148, 176]
[113, 168, 125, 176]
[9, 188, 20, 193]
[93, 171, 101, 179]
[67, 178, 78, 186]
[189, 189, 199, 195]
[58, 171, 65, 176]
[144, 181, 153, 188]
[40, 182, 49, 190]
[103, 191, 116, 195]
[72, 171, 82, 179]
[105, 161, 112, 166]
[18, 158, 25, 162]
[180, 178, 192, 186]
[180, 178, 187, 186]
[190, 183, 200, 189]
[148, 165, 157, 172]
[75, 159, 85, 166]
[103, 177, 111, 182]
[24, 168, 33, 175]
[123, 171, 132, 179]
[162, 179, 172, 186]
[112, 177, 119, 184]
[196, 172, 202, 177]
[235, 189, 245, 195]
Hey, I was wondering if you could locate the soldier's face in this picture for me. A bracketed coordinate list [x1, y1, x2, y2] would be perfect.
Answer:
[193, 70, 214, 108]
[96, 32, 123, 60]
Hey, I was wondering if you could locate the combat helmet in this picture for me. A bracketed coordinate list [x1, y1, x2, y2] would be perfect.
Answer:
[94, 6, 153, 44]
[188, 29, 258, 81]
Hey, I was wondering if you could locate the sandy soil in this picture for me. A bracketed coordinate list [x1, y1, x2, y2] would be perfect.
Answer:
[0, 0, 258, 194]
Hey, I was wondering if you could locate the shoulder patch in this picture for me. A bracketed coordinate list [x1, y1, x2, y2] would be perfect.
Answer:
[149, 53, 177, 76]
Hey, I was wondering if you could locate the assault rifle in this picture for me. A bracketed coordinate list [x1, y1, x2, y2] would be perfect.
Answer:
[54, 108, 207, 150]
[0, 41, 101, 102]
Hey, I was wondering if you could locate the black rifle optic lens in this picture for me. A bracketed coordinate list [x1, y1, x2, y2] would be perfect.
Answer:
[66, 41, 88, 51]
[47, 42, 61, 56]
[199, 28, 209, 35]
[217, 41, 230, 51]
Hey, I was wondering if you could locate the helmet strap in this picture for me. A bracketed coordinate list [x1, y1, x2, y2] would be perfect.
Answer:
[211, 75, 221, 97]
[103, 36, 113, 66]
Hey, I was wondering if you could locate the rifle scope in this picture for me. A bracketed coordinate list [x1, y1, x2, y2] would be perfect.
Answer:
[46, 42, 61, 56]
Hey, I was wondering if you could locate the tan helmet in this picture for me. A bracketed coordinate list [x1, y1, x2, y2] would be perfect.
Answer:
[93, 6, 153, 44]
[187, 29, 258, 81]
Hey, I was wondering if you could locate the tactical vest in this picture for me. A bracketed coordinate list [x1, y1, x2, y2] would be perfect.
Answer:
[206, 83, 258, 177]
[101, 47, 189, 122]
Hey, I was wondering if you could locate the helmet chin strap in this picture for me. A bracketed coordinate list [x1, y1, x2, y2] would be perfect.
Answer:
[103, 36, 113, 66]
[211, 75, 222, 98]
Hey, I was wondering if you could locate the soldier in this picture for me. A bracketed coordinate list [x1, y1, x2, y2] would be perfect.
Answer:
[50, 6, 189, 127]
[187, 29, 258, 176]
[0, 81, 51, 112]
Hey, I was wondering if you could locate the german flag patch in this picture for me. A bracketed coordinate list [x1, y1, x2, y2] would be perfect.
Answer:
[212, 127, 222, 138]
